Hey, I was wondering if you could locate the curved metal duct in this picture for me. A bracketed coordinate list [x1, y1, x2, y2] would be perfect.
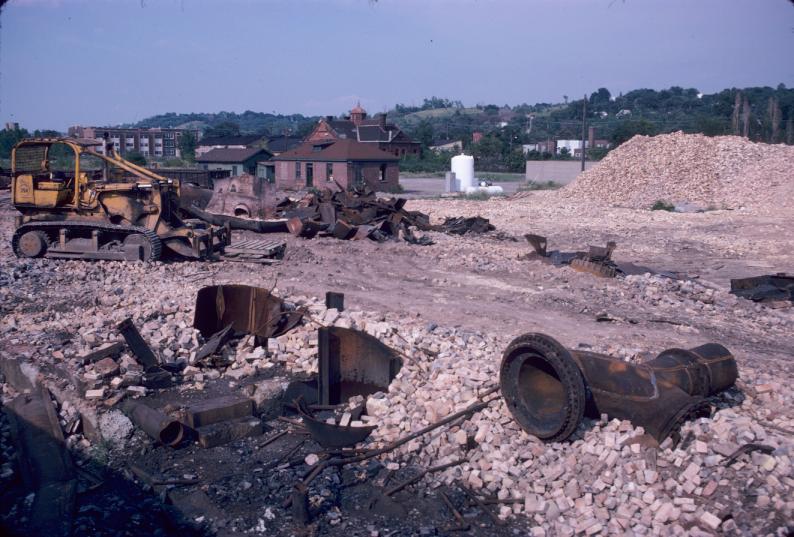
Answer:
[499, 333, 737, 443]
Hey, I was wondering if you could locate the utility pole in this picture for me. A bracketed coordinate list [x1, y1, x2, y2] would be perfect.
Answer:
[581, 94, 587, 172]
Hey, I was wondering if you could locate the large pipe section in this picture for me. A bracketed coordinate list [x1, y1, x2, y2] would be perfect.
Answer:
[499, 333, 737, 443]
[123, 402, 185, 447]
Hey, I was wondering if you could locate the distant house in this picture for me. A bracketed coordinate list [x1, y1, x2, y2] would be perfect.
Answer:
[556, 140, 585, 157]
[272, 139, 400, 192]
[587, 127, 610, 150]
[196, 147, 272, 177]
[266, 135, 303, 155]
[194, 134, 268, 158]
[305, 105, 420, 158]
[430, 140, 463, 153]
[524, 140, 556, 155]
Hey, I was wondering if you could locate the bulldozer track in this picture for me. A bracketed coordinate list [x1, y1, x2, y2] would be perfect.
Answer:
[12, 221, 162, 262]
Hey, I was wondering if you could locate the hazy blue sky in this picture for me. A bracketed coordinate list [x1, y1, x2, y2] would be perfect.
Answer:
[1, 0, 792, 130]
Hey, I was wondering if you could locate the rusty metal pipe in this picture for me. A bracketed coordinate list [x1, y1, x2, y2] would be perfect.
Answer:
[499, 333, 737, 443]
[124, 402, 185, 447]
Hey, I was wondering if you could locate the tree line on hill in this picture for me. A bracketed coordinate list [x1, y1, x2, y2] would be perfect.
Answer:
[3, 85, 791, 171]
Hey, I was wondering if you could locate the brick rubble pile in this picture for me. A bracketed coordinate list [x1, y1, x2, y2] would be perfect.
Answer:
[562, 132, 794, 212]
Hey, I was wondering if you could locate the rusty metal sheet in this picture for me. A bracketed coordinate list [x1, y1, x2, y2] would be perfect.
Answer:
[193, 285, 303, 341]
[318, 327, 403, 406]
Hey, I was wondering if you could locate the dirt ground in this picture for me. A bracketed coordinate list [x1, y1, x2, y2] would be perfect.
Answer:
[270, 191, 794, 369]
[1, 188, 792, 536]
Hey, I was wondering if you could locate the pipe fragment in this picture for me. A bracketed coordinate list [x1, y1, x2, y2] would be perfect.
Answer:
[499, 333, 738, 443]
[123, 402, 185, 447]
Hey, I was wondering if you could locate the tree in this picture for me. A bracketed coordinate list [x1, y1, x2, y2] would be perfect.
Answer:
[126, 151, 147, 166]
[179, 131, 197, 162]
[589, 88, 611, 106]
[0, 126, 30, 159]
[610, 119, 656, 146]
[415, 120, 434, 148]
[205, 121, 240, 137]
[471, 136, 503, 159]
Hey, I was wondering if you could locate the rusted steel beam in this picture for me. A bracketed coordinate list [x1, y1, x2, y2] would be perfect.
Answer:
[117, 318, 159, 370]
[384, 459, 465, 497]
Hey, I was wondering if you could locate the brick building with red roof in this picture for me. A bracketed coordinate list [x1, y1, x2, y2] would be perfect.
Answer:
[306, 104, 420, 158]
[272, 138, 400, 192]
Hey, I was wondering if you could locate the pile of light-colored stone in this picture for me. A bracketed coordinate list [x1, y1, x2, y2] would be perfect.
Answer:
[562, 132, 794, 212]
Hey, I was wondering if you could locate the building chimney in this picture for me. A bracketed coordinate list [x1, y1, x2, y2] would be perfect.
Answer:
[377, 113, 387, 128]
[350, 102, 367, 126]
[588, 126, 595, 149]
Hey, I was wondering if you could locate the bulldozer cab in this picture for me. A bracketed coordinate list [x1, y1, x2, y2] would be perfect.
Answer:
[11, 137, 171, 210]
[12, 138, 104, 209]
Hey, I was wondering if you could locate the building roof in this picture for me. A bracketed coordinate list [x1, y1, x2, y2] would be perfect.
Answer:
[326, 120, 357, 139]
[195, 147, 272, 163]
[266, 135, 303, 153]
[273, 139, 399, 162]
[198, 134, 266, 147]
[356, 125, 392, 142]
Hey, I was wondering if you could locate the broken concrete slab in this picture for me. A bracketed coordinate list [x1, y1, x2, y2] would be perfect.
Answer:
[185, 395, 254, 429]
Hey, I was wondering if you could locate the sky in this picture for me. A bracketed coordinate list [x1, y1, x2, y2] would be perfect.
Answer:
[1, 0, 792, 131]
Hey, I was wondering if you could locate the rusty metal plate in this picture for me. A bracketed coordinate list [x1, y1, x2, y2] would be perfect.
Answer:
[193, 285, 302, 340]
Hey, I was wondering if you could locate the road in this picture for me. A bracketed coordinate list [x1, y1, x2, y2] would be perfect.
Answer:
[398, 176, 522, 198]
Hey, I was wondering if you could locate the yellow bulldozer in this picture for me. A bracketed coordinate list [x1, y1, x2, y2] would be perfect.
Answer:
[9, 136, 232, 261]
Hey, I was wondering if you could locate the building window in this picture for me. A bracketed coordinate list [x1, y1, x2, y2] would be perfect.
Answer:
[295, 163, 301, 180]
[326, 163, 334, 181]
[380, 164, 387, 182]
[232, 165, 239, 176]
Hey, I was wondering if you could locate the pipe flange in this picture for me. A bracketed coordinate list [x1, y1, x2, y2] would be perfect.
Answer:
[499, 333, 585, 442]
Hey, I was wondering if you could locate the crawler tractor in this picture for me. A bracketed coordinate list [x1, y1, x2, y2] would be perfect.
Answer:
[10, 137, 230, 261]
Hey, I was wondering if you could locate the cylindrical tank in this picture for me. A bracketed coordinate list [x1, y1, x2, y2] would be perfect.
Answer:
[451, 155, 475, 191]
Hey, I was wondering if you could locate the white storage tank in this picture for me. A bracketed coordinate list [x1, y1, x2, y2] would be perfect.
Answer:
[450, 154, 475, 191]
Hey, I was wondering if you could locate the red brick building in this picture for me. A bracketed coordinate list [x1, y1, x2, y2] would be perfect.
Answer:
[305, 105, 420, 158]
[273, 139, 400, 192]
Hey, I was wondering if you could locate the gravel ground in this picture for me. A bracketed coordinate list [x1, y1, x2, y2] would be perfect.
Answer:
[1, 178, 793, 536]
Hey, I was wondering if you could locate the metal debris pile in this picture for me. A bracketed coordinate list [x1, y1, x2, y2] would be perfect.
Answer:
[279, 187, 494, 244]
[562, 132, 794, 212]
[521, 234, 684, 279]
[730, 273, 794, 308]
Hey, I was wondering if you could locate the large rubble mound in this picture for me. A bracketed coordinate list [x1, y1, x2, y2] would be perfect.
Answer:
[562, 132, 794, 211]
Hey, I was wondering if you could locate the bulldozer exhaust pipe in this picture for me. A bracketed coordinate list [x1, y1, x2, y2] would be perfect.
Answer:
[499, 333, 738, 443]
